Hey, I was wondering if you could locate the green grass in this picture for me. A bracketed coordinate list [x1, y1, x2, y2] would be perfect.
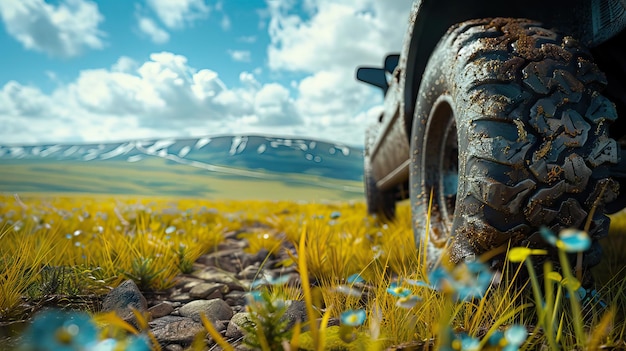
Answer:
[2, 193, 626, 350]
[0, 157, 363, 200]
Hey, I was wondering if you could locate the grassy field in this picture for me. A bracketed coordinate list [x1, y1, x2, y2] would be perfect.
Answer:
[2, 193, 626, 350]
[0, 157, 363, 200]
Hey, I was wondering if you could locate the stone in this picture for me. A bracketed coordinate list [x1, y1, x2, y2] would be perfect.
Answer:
[212, 320, 229, 333]
[149, 316, 205, 345]
[242, 249, 270, 267]
[191, 268, 246, 291]
[169, 301, 183, 308]
[101, 279, 147, 323]
[224, 291, 246, 307]
[170, 293, 192, 302]
[196, 248, 241, 266]
[225, 312, 251, 339]
[206, 289, 224, 300]
[189, 282, 228, 299]
[148, 302, 174, 319]
[88, 225, 321, 349]
[237, 265, 261, 280]
[182, 281, 201, 292]
[282, 300, 307, 330]
[179, 299, 233, 323]
[226, 238, 248, 249]
[174, 276, 204, 290]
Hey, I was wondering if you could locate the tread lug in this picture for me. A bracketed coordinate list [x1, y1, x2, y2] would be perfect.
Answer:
[467, 170, 535, 214]
[549, 69, 584, 93]
[586, 93, 618, 123]
[524, 181, 567, 225]
[556, 198, 587, 227]
[588, 136, 618, 167]
[562, 154, 592, 192]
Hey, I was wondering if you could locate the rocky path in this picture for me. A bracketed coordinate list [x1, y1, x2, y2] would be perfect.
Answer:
[102, 229, 308, 351]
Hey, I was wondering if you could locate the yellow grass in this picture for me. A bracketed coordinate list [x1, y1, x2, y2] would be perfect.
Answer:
[2, 193, 626, 350]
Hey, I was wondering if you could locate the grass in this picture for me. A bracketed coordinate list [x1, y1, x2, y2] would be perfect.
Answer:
[2, 192, 626, 350]
[0, 157, 363, 200]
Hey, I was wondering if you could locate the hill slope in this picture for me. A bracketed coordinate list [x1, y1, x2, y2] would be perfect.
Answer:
[0, 135, 365, 200]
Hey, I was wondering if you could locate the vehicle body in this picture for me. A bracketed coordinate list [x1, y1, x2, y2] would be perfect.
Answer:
[358, 0, 626, 268]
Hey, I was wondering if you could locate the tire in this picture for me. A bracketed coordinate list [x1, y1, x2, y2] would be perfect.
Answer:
[364, 155, 396, 220]
[410, 18, 620, 268]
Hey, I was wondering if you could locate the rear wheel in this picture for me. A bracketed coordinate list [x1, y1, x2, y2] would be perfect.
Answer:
[410, 18, 620, 268]
[365, 127, 396, 219]
[364, 158, 396, 219]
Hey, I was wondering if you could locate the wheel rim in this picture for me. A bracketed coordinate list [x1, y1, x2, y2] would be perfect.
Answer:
[441, 115, 458, 221]
[423, 95, 458, 246]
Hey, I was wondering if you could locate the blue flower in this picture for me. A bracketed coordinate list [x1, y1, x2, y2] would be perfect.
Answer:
[246, 291, 264, 305]
[403, 278, 432, 289]
[428, 267, 455, 293]
[21, 309, 99, 351]
[387, 282, 412, 298]
[428, 261, 493, 301]
[395, 295, 421, 309]
[346, 273, 364, 284]
[439, 328, 480, 351]
[558, 229, 591, 252]
[340, 309, 366, 327]
[488, 330, 505, 347]
[90, 338, 118, 351]
[266, 274, 290, 285]
[250, 279, 265, 289]
[504, 324, 527, 349]
[488, 325, 527, 351]
[334, 285, 363, 297]
[251, 273, 291, 288]
[91, 336, 150, 351]
[20, 309, 152, 351]
[127, 335, 151, 351]
[566, 286, 608, 309]
[540, 227, 591, 253]
[458, 333, 481, 351]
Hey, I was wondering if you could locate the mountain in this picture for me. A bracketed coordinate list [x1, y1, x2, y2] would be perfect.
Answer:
[0, 135, 365, 200]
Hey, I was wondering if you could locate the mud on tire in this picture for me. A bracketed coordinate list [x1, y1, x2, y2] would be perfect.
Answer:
[410, 18, 620, 267]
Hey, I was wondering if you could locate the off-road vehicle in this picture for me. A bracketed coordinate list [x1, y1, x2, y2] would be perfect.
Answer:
[358, 0, 626, 271]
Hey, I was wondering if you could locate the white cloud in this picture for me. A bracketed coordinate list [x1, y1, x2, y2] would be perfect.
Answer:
[293, 68, 383, 144]
[0, 0, 105, 57]
[0, 81, 51, 117]
[267, 0, 412, 72]
[262, 0, 413, 146]
[238, 35, 256, 43]
[239, 71, 261, 90]
[254, 83, 300, 126]
[220, 14, 231, 31]
[71, 69, 163, 115]
[228, 50, 251, 62]
[111, 56, 139, 73]
[0, 53, 307, 145]
[137, 0, 219, 44]
[297, 69, 374, 117]
[0, 1, 415, 147]
[137, 16, 170, 44]
[146, 0, 209, 29]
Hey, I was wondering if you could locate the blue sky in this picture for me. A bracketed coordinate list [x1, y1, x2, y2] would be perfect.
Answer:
[0, 0, 413, 146]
